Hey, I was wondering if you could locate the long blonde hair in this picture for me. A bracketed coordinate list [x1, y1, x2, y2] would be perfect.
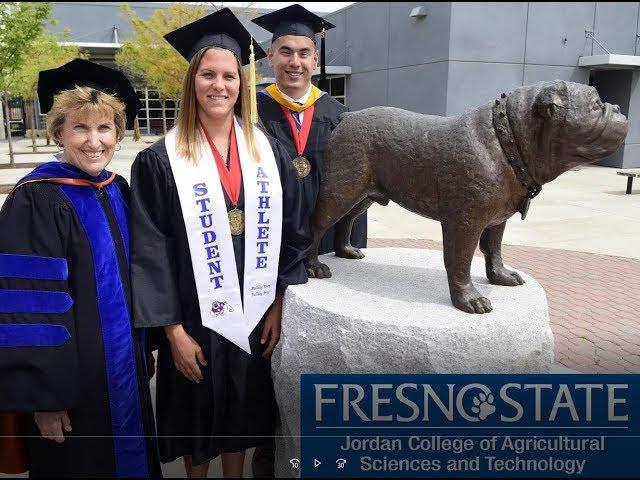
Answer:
[176, 46, 260, 163]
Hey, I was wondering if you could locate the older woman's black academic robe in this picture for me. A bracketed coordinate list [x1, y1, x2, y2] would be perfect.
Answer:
[130, 136, 310, 465]
[257, 92, 368, 254]
[0, 162, 161, 478]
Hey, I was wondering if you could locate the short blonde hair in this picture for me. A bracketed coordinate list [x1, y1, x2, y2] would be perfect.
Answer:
[176, 46, 261, 163]
[46, 85, 126, 146]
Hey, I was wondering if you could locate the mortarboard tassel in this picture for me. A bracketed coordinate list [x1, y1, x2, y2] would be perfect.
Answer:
[133, 115, 141, 141]
[249, 41, 258, 124]
[319, 27, 327, 92]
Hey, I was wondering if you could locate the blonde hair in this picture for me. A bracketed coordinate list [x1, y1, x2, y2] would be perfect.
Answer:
[46, 86, 126, 146]
[176, 46, 261, 163]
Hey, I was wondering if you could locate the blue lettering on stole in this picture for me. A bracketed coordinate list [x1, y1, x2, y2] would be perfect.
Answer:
[257, 211, 270, 225]
[193, 182, 224, 288]
[193, 183, 207, 196]
[256, 241, 268, 255]
[257, 181, 269, 193]
[258, 196, 270, 209]
[257, 227, 269, 239]
[256, 167, 270, 269]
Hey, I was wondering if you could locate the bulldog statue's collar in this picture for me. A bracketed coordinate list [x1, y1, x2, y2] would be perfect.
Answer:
[492, 93, 542, 220]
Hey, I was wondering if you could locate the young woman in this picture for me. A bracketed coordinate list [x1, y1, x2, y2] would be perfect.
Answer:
[130, 9, 310, 478]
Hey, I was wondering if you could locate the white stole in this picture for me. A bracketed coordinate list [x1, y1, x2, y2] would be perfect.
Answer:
[165, 117, 283, 354]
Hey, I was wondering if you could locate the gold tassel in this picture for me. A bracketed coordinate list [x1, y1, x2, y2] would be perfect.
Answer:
[133, 116, 141, 141]
[249, 40, 258, 124]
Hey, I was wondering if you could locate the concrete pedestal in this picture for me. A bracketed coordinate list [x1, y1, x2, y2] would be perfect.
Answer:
[271, 248, 554, 477]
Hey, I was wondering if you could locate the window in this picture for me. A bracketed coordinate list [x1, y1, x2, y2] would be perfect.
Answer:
[313, 76, 347, 106]
[136, 87, 179, 134]
[328, 76, 346, 105]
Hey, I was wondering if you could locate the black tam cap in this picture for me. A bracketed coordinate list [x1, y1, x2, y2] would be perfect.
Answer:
[37, 58, 142, 129]
[251, 3, 335, 42]
[164, 8, 266, 65]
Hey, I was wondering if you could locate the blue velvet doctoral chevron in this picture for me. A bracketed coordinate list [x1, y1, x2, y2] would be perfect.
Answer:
[59, 184, 148, 478]
[0, 253, 68, 281]
[0, 289, 73, 313]
[0, 324, 71, 347]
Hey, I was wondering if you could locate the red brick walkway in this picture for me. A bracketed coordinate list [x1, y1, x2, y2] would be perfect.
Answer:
[368, 238, 640, 373]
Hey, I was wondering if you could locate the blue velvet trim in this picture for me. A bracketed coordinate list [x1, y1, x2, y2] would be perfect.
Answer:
[0, 254, 68, 281]
[59, 184, 148, 477]
[0, 290, 73, 314]
[104, 182, 130, 265]
[17, 161, 110, 186]
[0, 324, 70, 347]
[104, 183, 148, 380]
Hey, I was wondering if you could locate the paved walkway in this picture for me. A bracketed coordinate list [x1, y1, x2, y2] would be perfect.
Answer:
[369, 238, 640, 373]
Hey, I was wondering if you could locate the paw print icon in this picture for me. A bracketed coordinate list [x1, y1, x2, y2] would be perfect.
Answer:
[336, 458, 347, 469]
[471, 392, 496, 420]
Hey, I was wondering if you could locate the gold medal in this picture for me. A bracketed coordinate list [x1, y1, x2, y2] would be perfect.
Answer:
[228, 208, 244, 236]
[292, 156, 311, 178]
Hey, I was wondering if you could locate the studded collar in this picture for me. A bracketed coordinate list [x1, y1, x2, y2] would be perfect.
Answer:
[492, 93, 542, 220]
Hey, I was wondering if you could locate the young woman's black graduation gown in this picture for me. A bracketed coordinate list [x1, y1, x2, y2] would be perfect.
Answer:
[130, 135, 310, 465]
[0, 163, 161, 478]
[257, 92, 368, 254]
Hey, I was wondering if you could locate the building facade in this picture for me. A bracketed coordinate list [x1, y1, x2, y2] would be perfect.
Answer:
[306, 2, 640, 167]
[5, 2, 639, 167]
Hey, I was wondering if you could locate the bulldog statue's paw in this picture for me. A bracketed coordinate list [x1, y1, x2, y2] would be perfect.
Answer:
[335, 245, 365, 259]
[306, 260, 332, 279]
[451, 288, 493, 314]
[488, 267, 525, 286]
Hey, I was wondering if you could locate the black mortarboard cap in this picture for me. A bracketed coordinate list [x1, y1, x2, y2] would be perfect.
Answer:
[251, 3, 335, 42]
[38, 58, 142, 129]
[164, 8, 266, 65]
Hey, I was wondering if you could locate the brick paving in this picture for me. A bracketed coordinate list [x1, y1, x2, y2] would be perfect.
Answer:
[368, 238, 640, 373]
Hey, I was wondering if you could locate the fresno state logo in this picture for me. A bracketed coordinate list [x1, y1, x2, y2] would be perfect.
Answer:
[210, 300, 234, 317]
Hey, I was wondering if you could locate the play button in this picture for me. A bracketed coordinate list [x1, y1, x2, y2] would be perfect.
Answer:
[314, 459, 321, 468]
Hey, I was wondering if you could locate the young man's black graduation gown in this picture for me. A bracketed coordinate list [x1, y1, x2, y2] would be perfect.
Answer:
[0, 163, 161, 478]
[257, 91, 367, 254]
[130, 135, 310, 465]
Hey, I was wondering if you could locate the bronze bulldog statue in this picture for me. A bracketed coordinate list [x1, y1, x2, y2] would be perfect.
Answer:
[305, 80, 628, 314]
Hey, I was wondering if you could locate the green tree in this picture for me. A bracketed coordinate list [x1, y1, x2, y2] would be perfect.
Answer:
[117, 3, 205, 134]
[0, 2, 51, 165]
[11, 30, 87, 152]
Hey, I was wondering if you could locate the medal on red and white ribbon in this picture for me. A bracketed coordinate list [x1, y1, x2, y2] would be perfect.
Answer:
[281, 105, 315, 178]
[202, 123, 244, 235]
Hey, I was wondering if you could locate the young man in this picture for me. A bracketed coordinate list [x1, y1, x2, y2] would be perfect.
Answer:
[253, 3, 367, 259]
[250, 7, 368, 476]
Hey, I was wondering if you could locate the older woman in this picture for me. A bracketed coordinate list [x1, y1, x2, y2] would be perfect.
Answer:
[130, 9, 310, 478]
[0, 59, 160, 477]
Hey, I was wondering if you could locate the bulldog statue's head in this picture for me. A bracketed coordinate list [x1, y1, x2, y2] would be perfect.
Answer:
[506, 80, 628, 184]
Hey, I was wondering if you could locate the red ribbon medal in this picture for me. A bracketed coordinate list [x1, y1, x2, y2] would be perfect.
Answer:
[281, 104, 315, 178]
[202, 122, 242, 206]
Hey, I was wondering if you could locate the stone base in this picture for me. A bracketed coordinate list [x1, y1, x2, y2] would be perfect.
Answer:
[271, 248, 554, 477]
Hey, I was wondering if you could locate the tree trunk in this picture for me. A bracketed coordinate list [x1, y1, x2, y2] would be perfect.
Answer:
[3, 94, 15, 166]
[160, 98, 167, 135]
[30, 98, 38, 153]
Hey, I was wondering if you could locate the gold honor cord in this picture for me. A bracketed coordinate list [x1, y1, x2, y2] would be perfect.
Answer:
[249, 41, 258, 124]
